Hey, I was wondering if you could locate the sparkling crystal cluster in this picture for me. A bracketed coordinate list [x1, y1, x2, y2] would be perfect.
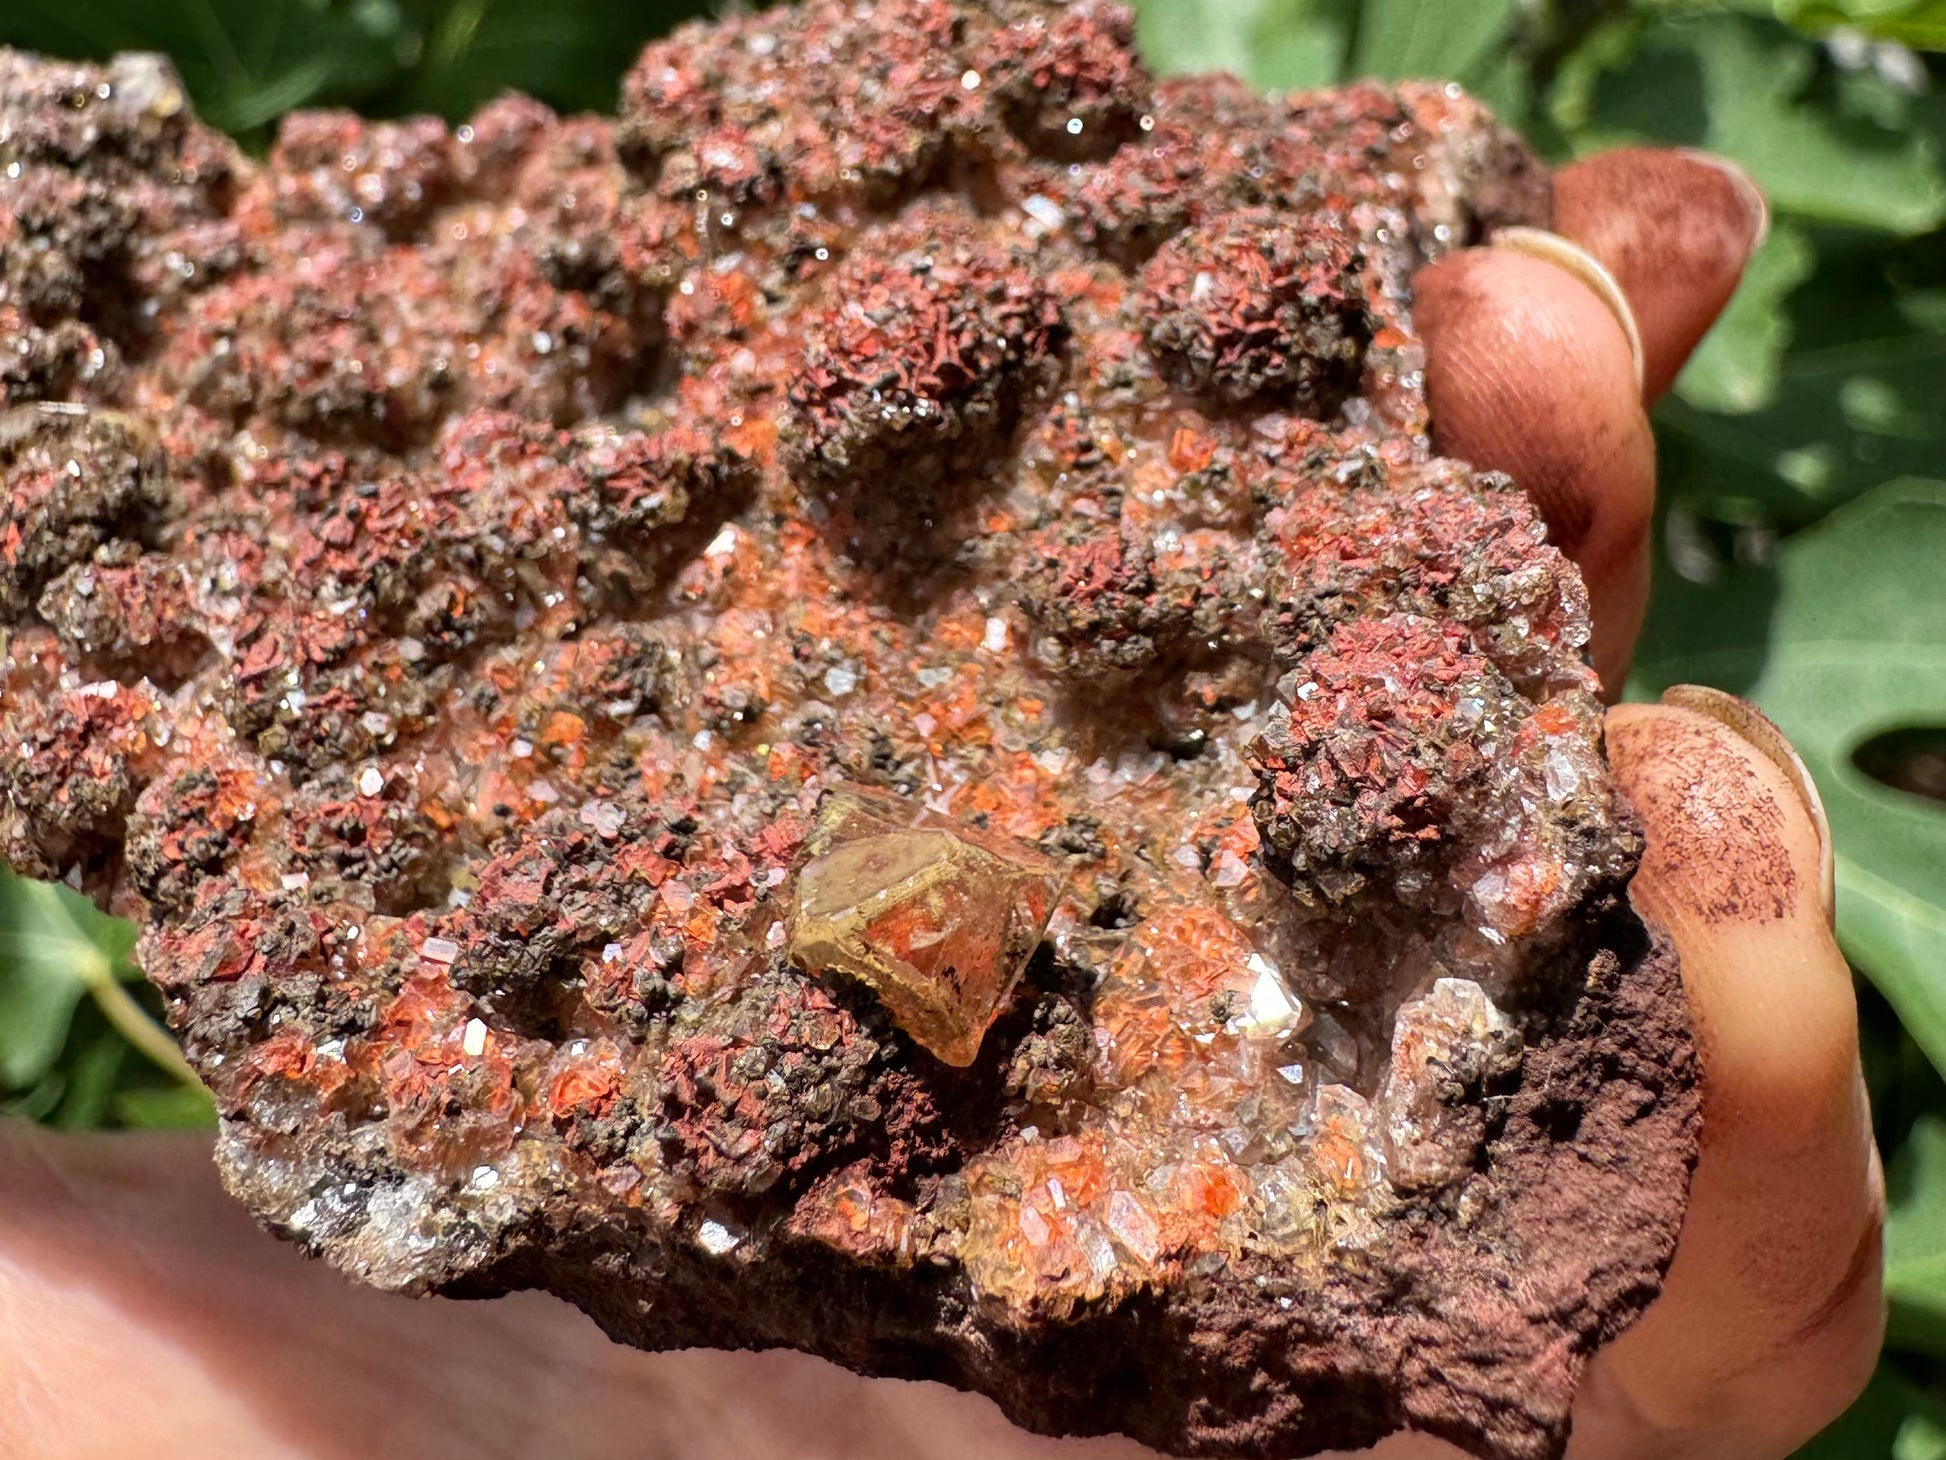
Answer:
[0, 9, 1696, 1458]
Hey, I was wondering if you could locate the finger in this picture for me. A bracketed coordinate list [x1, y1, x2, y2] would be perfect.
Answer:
[0, 1122, 1151, 1460]
[1414, 245, 1655, 692]
[1570, 690, 1883, 1460]
[1552, 149, 1769, 405]
[1413, 149, 1764, 692]
[0, 1124, 639, 1460]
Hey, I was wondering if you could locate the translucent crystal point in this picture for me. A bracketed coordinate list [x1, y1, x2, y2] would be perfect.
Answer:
[787, 790, 1066, 1066]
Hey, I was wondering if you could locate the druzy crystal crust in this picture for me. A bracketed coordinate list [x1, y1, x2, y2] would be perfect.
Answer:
[0, 8, 1697, 1459]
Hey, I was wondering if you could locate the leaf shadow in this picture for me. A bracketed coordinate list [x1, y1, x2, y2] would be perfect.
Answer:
[1626, 497, 1783, 701]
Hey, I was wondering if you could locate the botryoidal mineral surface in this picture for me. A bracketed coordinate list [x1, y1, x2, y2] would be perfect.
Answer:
[0, 6, 1699, 1457]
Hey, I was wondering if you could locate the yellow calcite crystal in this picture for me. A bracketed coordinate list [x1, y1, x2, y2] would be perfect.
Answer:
[787, 791, 1066, 1066]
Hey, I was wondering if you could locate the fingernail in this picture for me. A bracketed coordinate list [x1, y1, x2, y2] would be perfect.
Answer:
[1674, 149, 1771, 255]
[1490, 225, 1645, 394]
[1660, 684, 1834, 926]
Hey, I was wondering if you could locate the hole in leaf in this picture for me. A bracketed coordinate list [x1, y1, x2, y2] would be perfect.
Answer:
[1852, 726, 1946, 807]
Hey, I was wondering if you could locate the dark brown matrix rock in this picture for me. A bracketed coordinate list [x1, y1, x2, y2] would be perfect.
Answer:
[0, 7, 1696, 1459]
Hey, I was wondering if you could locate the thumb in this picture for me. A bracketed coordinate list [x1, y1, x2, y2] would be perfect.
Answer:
[1412, 149, 1767, 691]
[1572, 689, 1883, 1459]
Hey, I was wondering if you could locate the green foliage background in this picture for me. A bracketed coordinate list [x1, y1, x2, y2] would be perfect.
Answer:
[3, 0, 1945, 1450]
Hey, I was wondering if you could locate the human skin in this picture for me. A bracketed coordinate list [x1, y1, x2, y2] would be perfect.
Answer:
[0, 149, 1883, 1460]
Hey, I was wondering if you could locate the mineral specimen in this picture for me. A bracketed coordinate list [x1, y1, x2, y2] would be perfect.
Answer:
[0, 7, 1698, 1459]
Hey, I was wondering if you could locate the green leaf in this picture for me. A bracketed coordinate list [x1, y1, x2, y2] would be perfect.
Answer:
[1886, 1113, 1946, 1354]
[1133, 0, 1353, 91]
[0, 0, 713, 136]
[1348, 0, 1514, 82]
[1781, 0, 1946, 51]
[53, 1030, 128, 1132]
[1693, 19, 1946, 232]
[0, 869, 138, 1088]
[1793, 1364, 1946, 1457]
[113, 1082, 219, 1130]
[1650, 228, 1946, 528]
[1675, 222, 1817, 414]
[389, 0, 713, 121]
[1249, 0, 1357, 91]
[1559, 10, 1946, 233]
[1, 0, 418, 136]
[1, 1069, 68, 1123]
[1456, 40, 1533, 124]
[1900, 1414, 1946, 1460]
[1631, 480, 1946, 1075]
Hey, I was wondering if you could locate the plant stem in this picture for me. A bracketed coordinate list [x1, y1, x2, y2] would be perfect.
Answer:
[82, 967, 201, 1090]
